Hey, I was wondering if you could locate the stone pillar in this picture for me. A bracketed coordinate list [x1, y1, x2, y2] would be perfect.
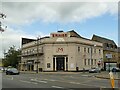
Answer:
[64, 57, 66, 71]
[55, 57, 56, 71]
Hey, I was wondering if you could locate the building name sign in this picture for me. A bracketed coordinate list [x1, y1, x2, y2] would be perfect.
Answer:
[56, 48, 64, 53]
[52, 33, 67, 37]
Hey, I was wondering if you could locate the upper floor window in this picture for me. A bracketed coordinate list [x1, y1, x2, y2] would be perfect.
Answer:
[99, 49, 101, 54]
[88, 48, 90, 53]
[88, 59, 90, 65]
[84, 48, 86, 52]
[94, 59, 97, 65]
[91, 59, 93, 65]
[78, 47, 80, 52]
[94, 49, 96, 53]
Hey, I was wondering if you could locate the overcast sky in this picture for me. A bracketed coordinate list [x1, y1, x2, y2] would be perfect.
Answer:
[0, 0, 118, 58]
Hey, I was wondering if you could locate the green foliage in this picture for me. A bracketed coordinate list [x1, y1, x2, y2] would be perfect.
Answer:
[3, 45, 21, 68]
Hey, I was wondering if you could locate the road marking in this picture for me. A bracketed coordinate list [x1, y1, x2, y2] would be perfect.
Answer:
[20, 80, 38, 84]
[44, 79, 48, 80]
[31, 79, 47, 83]
[43, 79, 56, 82]
[4, 76, 14, 80]
[69, 82, 80, 84]
[52, 86, 64, 88]
[11, 77, 13, 80]
[79, 83, 106, 88]
[48, 79, 56, 81]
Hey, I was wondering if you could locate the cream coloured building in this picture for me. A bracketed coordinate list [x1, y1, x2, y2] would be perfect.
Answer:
[19, 30, 103, 72]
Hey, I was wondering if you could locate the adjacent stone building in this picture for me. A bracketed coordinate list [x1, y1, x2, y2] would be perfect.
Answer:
[92, 35, 118, 71]
[19, 30, 103, 72]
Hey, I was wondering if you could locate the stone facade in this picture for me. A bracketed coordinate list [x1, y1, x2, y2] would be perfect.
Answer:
[92, 35, 118, 70]
[19, 30, 103, 72]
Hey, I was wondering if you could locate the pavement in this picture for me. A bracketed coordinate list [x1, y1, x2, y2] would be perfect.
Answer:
[20, 71, 120, 80]
[95, 71, 120, 80]
[20, 71, 80, 74]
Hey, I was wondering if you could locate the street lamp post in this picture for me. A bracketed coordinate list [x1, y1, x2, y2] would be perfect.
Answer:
[36, 36, 41, 73]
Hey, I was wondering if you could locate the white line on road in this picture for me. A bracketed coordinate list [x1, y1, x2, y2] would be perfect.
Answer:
[31, 79, 47, 83]
[69, 82, 80, 84]
[43, 79, 57, 82]
[11, 77, 13, 80]
[48, 79, 57, 81]
[52, 86, 64, 88]
[20, 80, 38, 84]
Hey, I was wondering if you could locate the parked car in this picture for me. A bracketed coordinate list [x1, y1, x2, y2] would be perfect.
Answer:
[0, 67, 4, 71]
[112, 67, 120, 72]
[6, 68, 19, 75]
[89, 68, 101, 73]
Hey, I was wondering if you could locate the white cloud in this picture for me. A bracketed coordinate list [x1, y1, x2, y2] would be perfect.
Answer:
[0, 27, 45, 58]
[1, 2, 118, 25]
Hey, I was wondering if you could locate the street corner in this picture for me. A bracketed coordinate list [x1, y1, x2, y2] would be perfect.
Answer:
[95, 72, 120, 80]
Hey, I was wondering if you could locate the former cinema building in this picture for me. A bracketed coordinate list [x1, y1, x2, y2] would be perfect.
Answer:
[19, 30, 103, 72]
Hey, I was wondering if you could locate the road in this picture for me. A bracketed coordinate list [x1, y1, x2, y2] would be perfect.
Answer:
[2, 72, 119, 90]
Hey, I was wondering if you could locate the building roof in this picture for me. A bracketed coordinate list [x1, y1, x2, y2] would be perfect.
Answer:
[92, 34, 116, 45]
[92, 34, 117, 51]
[67, 30, 82, 38]
[22, 38, 36, 45]
[67, 30, 92, 41]
[118, 47, 120, 52]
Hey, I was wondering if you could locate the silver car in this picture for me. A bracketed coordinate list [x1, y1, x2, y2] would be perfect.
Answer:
[89, 68, 101, 73]
[6, 68, 19, 75]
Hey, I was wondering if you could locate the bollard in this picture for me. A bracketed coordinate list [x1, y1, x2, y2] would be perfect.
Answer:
[109, 72, 115, 89]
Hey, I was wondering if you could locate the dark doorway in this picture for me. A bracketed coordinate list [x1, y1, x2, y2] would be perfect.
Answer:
[56, 57, 64, 71]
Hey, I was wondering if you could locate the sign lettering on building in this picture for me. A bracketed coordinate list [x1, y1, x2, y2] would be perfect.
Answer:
[56, 48, 64, 53]
[52, 33, 67, 37]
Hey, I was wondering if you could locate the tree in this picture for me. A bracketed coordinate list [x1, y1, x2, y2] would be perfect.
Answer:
[3, 45, 21, 68]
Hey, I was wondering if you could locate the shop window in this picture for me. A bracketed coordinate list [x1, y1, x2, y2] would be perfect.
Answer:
[47, 63, 50, 68]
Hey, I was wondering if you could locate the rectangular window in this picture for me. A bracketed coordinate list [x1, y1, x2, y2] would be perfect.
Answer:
[94, 49, 96, 53]
[91, 59, 93, 65]
[78, 47, 80, 52]
[47, 63, 50, 68]
[84, 59, 86, 65]
[88, 59, 90, 65]
[91, 48, 92, 53]
[84, 48, 86, 52]
[94, 59, 96, 65]
[88, 48, 90, 53]
[99, 49, 101, 54]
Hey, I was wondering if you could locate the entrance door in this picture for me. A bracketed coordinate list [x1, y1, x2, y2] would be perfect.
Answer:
[56, 57, 64, 71]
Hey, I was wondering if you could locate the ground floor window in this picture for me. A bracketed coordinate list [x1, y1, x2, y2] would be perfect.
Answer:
[47, 63, 51, 68]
